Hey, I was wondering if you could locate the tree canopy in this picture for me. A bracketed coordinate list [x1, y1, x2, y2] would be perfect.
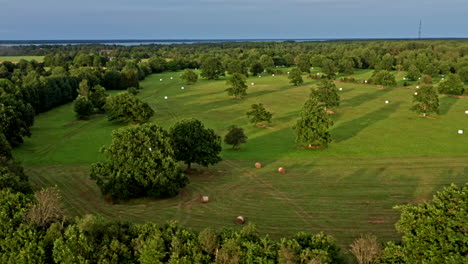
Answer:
[411, 84, 439, 117]
[246, 103, 273, 124]
[294, 96, 333, 147]
[288, 67, 303, 86]
[200, 57, 224, 80]
[438, 73, 464, 95]
[380, 183, 468, 263]
[104, 92, 154, 123]
[224, 125, 248, 149]
[312, 79, 340, 110]
[225, 73, 248, 98]
[180, 68, 198, 84]
[169, 119, 222, 169]
[90, 123, 187, 200]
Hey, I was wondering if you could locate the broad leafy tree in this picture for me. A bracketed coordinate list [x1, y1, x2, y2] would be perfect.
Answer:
[380, 183, 467, 263]
[226, 59, 248, 76]
[104, 92, 154, 123]
[288, 67, 303, 86]
[294, 96, 333, 147]
[148, 57, 167, 73]
[321, 58, 338, 78]
[225, 73, 248, 98]
[90, 124, 187, 200]
[73, 95, 94, 120]
[246, 103, 272, 124]
[250, 62, 264, 76]
[89, 85, 108, 112]
[259, 55, 275, 70]
[200, 57, 224, 80]
[297, 54, 311, 73]
[372, 70, 396, 87]
[406, 65, 421, 81]
[438, 73, 464, 95]
[411, 84, 439, 117]
[224, 125, 247, 149]
[169, 119, 222, 169]
[180, 69, 198, 84]
[312, 79, 340, 110]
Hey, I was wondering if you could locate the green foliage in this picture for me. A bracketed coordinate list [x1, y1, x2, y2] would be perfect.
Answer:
[457, 66, 468, 82]
[73, 95, 94, 120]
[88, 85, 108, 111]
[279, 232, 343, 264]
[53, 215, 135, 263]
[411, 84, 439, 116]
[0, 223, 47, 264]
[438, 73, 464, 95]
[119, 71, 140, 90]
[259, 55, 275, 69]
[90, 123, 187, 200]
[226, 59, 248, 76]
[0, 80, 34, 146]
[421, 74, 433, 84]
[406, 64, 421, 81]
[0, 189, 32, 240]
[127, 86, 139, 95]
[246, 103, 273, 124]
[148, 57, 167, 73]
[339, 57, 355, 74]
[297, 54, 311, 73]
[69, 67, 102, 87]
[377, 53, 394, 71]
[372, 70, 397, 87]
[0, 132, 12, 159]
[77, 79, 90, 97]
[250, 62, 264, 76]
[180, 68, 198, 84]
[102, 70, 121, 90]
[224, 125, 248, 149]
[380, 184, 468, 263]
[169, 119, 222, 169]
[104, 92, 154, 124]
[313, 79, 340, 109]
[200, 57, 224, 80]
[288, 67, 303, 86]
[294, 96, 333, 147]
[225, 73, 248, 98]
[321, 58, 338, 78]
[0, 157, 32, 194]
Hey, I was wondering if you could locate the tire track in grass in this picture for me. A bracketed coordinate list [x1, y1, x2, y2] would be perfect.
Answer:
[223, 160, 324, 230]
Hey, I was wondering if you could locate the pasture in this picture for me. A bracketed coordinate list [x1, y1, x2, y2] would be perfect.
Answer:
[13, 70, 468, 247]
[0, 56, 44, 62]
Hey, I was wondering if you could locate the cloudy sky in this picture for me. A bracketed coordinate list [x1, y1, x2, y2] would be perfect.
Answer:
[1, 0, 467, 39]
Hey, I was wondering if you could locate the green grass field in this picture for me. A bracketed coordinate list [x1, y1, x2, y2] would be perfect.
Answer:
[13, 70, 468, 247]
[0, 56, 44, 62]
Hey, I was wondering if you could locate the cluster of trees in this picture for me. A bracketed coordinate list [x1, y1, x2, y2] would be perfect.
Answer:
[91, 120, 222, 201]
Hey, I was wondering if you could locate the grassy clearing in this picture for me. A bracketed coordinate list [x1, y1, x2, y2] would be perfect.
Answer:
[0, 56, 44, 62]
[14, 70, 468, 247]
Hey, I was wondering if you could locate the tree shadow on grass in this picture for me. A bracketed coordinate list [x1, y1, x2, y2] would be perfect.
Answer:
[438, 96, 459, 115]
[341, 89, 392, 108]
[330, 102, 401, 143]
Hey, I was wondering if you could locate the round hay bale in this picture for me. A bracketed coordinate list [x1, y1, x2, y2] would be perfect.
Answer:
[255, 162, 262, 169]
[201, 196, 209, 203]
[236, 216, 245, 224]
[278, 167, 285, 174]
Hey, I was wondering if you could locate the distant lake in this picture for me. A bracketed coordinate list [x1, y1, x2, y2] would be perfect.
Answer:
[0, 39, 328, 47]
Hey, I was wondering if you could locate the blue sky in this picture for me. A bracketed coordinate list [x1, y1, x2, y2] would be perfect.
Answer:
[1, 0, 467, 39]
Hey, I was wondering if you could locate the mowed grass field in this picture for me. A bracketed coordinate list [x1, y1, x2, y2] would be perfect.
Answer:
[0, 56, 44, 62]
[13, 70, 468, 247]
